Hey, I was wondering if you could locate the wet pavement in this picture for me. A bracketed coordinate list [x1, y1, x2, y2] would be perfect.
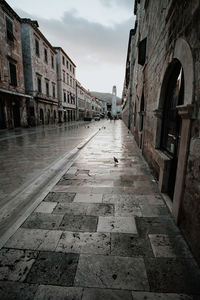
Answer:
[0, 120, 200, 300]
[0, 121, 100, 205]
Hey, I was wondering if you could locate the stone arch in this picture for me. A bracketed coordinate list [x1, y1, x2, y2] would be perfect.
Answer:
[154, 38, 194, 222]
[173, 38, 194, 105]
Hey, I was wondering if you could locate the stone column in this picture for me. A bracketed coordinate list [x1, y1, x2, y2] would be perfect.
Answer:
[172, 104, 194, 223]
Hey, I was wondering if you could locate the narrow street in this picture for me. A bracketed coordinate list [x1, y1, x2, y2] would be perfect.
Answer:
[0, 120, 200, 299]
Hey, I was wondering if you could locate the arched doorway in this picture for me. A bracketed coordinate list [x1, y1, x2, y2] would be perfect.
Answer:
[155, 38, 194, 222]
[161, 60, 184, 199]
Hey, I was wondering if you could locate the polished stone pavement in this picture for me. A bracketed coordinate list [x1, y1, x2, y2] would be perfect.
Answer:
[0, 120, 200, 300]
[0, 121, 98, 205]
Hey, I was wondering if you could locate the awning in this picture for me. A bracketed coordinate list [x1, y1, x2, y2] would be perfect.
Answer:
[0, 88, 33, 99]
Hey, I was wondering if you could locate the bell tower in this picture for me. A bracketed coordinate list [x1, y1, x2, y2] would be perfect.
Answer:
[112, 85, 117, 117]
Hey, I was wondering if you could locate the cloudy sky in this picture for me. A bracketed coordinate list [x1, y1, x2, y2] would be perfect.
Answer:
[7, 0, 134, 97]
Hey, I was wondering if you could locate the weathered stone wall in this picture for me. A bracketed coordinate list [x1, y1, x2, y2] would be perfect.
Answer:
[127, 0, 200, 263]
[0, 2, 28, 129]
[0, 5, 25, 94]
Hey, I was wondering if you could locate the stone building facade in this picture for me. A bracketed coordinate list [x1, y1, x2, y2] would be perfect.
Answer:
[122, 29, 135, 128]
[21, 19, 58, 126]
[55, 47, 76, 123]
[0, 0, 31, 129]
[76, 81, 86, 120]
[122, 0, 200, 264]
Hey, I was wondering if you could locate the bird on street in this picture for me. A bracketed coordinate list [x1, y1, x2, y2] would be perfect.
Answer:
[114, 156, 119, 164]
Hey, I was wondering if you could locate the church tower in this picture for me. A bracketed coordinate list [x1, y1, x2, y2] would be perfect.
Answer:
[112, 85, 117, 117]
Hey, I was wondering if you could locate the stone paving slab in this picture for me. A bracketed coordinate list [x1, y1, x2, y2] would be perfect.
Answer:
[135, 217, 180, 237]
[53, 202, 114, 216]
[82, 287, 133, 300]
[149, 234, 193, 258]
[102, 193, 140, 204]
[110, 233, 154, 257]
[74, 193, 103, 203]
[0, 281, 38, 300]
[26, 251, 79, 286]
[5, 228, 62, 251]
[0, 248, 38, 282]
[56, 231, 110, 255]
[75, 254, 149, 291]
[145, 258, 200, 293]
[139, 204, 169, 217]
[33, 285, 83, 300]
[21, 213, 64, 230]
[43, 192, 76, 203]
[97, 216, 138, 234]
[59, 214, 98, 232]
[131, 292, 193, 300]
[115, 202, 142, 217]
[34, 202, 57, 213]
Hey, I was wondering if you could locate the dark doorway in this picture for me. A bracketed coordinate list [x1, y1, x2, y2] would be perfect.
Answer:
[0, 100, 6, 129]
[40, 108, 44, 125]
[12, 100, 21, 127]
[161, 60, 184, 200]
[64, 111, 67, 122]
[47, 109, 50, 124]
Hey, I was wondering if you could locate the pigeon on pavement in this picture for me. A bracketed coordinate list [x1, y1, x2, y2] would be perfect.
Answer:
[114, 156, 119, 164]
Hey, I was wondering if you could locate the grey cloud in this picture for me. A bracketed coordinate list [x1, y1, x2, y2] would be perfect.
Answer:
[18, 11, 133, 68]
[100, 0, 134, 9]
[16, 8, 134, 67]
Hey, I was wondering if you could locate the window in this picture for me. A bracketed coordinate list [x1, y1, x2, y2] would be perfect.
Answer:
[138, 38, 147, 66]
[44, 48, 48, 63]
[73, 68, 75, 75]
[63, 91, 66, 102]
[52, 83, 55, 98]
[70, 76, 72, 87]
[51, 55, 54, 69]
[62, 56, 65, 65]
[9, 62, 17, 86]
[6, 17, 14, 41]
[67, 92, 70, 103]
[37, 77, 42, 93]
[67, 73, 69, 85]
[66, 60, 69, 69]
[35, 39, 40, 56]
[46, 81, 49, 96]
[70, 64, 72, 72]
[63, 71, 65, 82]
